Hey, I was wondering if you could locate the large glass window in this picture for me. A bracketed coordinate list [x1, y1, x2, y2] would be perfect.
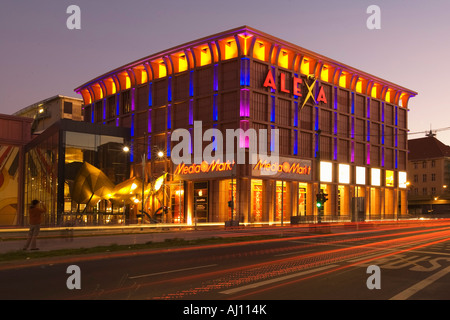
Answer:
[24, 128, 128, 226]
[24, 131, 59, 225]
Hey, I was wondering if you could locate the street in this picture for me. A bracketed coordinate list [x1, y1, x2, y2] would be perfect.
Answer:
[1, 220, 450, 304]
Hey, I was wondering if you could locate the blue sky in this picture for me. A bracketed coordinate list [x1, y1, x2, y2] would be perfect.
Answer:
[1, 0, 449, 144]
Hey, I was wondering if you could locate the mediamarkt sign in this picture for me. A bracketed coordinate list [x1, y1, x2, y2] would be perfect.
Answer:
[263, 70, 327, 108]
[252, 157, 312, 180]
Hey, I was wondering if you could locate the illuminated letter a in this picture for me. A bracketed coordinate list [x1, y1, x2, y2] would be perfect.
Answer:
[316, 86, 327, 104]
[263, 70, 276, 90]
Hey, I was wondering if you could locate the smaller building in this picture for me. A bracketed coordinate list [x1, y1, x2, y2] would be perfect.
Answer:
[407, 135, 450, 215]
[13, 95, 83, 134]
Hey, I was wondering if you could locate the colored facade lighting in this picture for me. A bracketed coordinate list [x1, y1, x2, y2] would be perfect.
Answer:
[293, 129, 298, 155]
[131, 88, 135, 111]
[213, 94, 218, 121]
[213, 64, 219, 91]
[270, 96, 275, 122]
[189, 99, 193, 125]
[189, 71, 194, 96]
[168, 77, 172, 102]
[240, 89, 250, 117]
[240, 57, 250, 86]
[148, 83, 152, 107]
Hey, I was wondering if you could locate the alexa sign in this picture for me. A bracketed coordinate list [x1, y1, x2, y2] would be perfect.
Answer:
[263, 70, 327, 108]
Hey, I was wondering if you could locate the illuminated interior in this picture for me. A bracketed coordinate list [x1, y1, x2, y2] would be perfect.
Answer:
[356, 166, 366, 185]
[117, 72, 131, 90]
[338, 164, 350, 184]
[339, 72, 351, 88]
[398, 171, 407, 188]
[320, 161, 333, 183]
[194, 45, 212, 67]
[371, 83, 381, 99]
[385, 170, 394, 187]
[223, 38, 238, 60]
[104, 78, 116, 95]
[278, 49, 293, 69]
[371, 168, 381, 186]
[91, 84, 103, 100]
[321, 65, 330, 83]
[253, 40, 268, 62]
[173, 52, 188, 73]
[133, 66, 148, 85]
[300, 58, 313, 76]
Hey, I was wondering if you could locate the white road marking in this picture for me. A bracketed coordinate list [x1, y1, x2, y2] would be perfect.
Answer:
[220, 264, 338, 295]
[389, 265, 450, 300]
[128, 264, 218, 279]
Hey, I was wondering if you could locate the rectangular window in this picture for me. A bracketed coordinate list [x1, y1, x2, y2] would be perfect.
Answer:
[63, 101, 73, 114]
[121, 90, 131, 114]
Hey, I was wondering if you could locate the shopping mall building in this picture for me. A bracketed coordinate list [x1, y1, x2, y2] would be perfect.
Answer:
[71, 25, 416, 225]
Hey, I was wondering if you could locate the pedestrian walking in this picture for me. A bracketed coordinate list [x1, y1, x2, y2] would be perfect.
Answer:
[23, 200, 46, 250]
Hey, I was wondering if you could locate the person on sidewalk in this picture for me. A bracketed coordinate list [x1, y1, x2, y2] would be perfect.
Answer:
[23, 200, 46, 251]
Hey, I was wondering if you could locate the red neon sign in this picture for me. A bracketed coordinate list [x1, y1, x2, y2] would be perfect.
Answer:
[263, 70, 327, 106]
[174, 160, 234, 175]
[253, 159, 311, 175]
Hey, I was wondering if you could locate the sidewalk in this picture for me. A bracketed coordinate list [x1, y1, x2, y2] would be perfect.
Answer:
[0, 225, 307, 254]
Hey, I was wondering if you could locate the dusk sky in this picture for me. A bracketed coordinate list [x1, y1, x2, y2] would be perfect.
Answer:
[1, 0, 449, 144]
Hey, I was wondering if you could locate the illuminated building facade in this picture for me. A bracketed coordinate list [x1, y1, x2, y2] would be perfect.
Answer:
[75, 26, 416, 224]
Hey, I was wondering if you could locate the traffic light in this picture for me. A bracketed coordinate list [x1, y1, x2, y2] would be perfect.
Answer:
[316, 192, 328, 208]
[316, 193, 323, 208]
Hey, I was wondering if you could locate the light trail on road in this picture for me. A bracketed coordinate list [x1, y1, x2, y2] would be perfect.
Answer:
[58, 220, 450, 300]
[151, 225, 450, 300]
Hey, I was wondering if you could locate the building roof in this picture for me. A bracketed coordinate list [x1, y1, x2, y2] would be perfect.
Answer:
[408, 136, 450, 160]
[74, 25, 417, 107]
[12, 95, 83, 117]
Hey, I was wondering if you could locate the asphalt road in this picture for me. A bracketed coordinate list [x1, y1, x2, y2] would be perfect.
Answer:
[1, 220, 450, 306]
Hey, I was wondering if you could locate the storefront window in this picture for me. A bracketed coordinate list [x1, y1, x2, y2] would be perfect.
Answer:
[170, 182, 185, 223]
[298, 183, 307, 216]
[251, 179, 263, 222]
[194, 181, 208, 223]
[228, 179, 236, 220]
[275, 181, 288, 222]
